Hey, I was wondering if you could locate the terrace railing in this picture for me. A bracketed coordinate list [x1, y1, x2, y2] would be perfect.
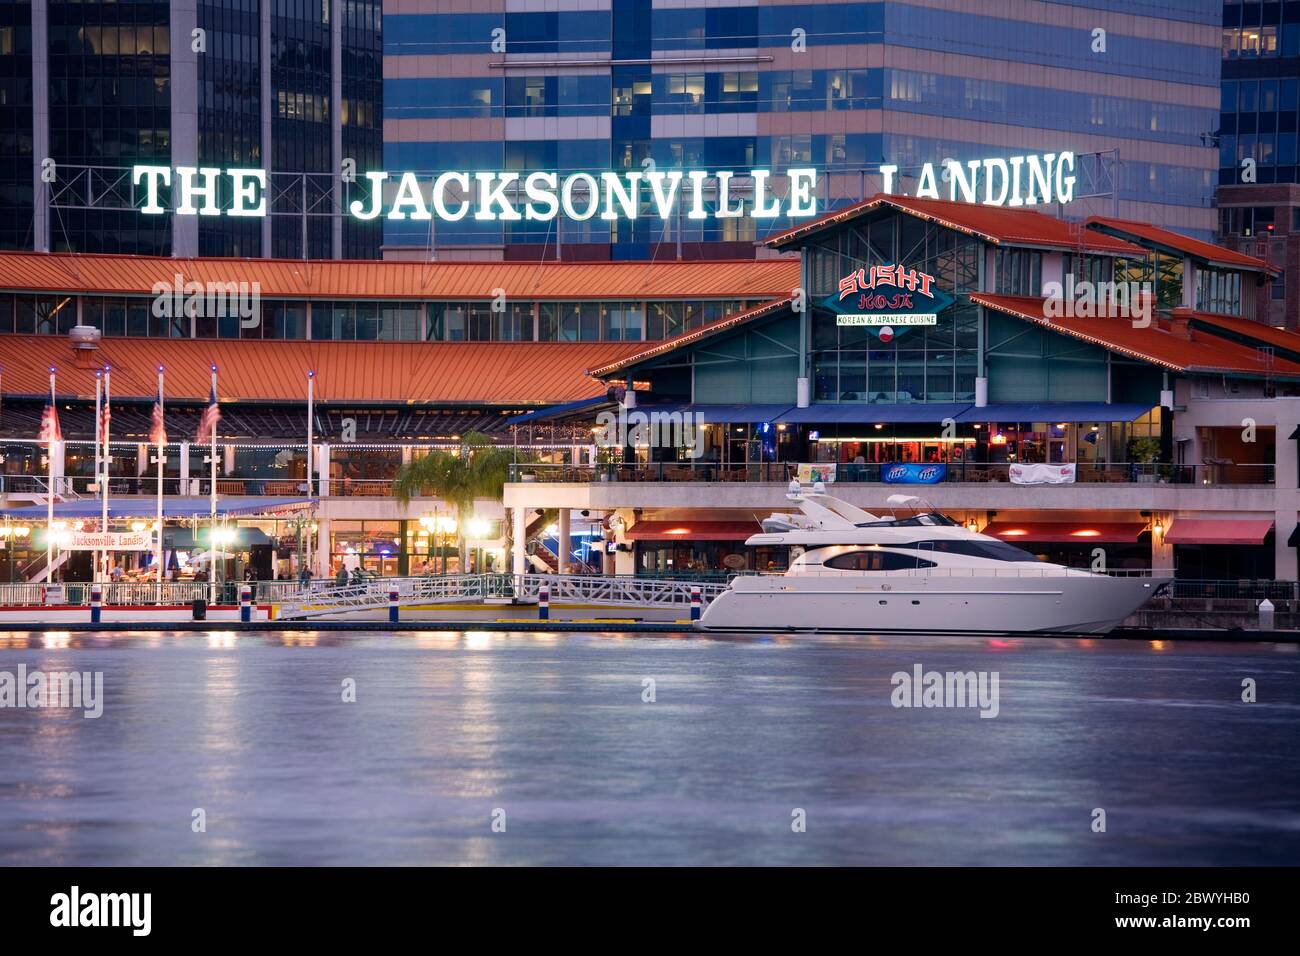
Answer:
[508, 462, 1276, 486]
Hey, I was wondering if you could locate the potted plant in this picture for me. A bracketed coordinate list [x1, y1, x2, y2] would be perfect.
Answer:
[1127, 436, 1161, 482]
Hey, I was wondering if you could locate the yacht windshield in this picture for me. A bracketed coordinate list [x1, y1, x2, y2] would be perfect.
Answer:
[855, 512, 960, 528]
[891, 539, 1039, 562]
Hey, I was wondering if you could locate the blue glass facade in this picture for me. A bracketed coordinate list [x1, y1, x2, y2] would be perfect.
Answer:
[384, 0, 1221, 260]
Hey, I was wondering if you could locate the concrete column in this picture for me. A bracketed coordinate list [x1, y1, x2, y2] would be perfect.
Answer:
[260, 0, 272, 257]
[31, 0, 49, 252]
[317, 443, 330, 497]
[1151, 521, 1174, 574]
[557, 509, 571, 574]
[169, 2, 199, 257]
[1275, 424, 1299, 581]
[511, 507, 526, 575]
[315, 516, 331, 576]
[330, 0, 343, 259]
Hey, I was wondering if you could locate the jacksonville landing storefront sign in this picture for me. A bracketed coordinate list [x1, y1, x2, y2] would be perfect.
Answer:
[824, 264, 955, 342]
[128, 150, 1076, 223]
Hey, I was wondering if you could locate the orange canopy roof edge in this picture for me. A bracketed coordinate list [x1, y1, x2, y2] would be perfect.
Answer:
[0, 335, 644, 406]
[1164, 518, 1274, 546]
[0, 252, 799, 300]
[625, 520, 760, 541]
[983, 521, 1148, 544]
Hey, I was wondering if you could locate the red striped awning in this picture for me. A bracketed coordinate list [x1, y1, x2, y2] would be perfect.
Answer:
[982, 521, 1148, 544]
[625, 520, 759, 541]
[1164, 519, 1274, 546]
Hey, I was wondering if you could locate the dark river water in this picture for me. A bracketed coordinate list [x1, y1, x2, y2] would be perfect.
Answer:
[0, 629, 1297, 866]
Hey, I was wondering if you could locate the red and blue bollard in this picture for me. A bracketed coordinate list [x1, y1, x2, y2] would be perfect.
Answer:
[389, 586, 399, 624]
[690, 586, 702, 622]
[538, 584, 550, 621]
[90, 584, 102, 625]
[239, 584, 252, 623]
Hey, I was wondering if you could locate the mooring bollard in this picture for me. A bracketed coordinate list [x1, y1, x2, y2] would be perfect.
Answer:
[240, 584, 252, 623]
[1259, 598, 1275, 631]
[90, 584, 102, 625]
[389, 586, 400, 624]
[538, 584, 550, 621]
[690, 586, 702, 621]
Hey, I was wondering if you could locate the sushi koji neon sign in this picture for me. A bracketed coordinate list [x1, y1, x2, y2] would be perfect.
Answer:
[130, 166, 821, 222]
[824, 264, 955, 341]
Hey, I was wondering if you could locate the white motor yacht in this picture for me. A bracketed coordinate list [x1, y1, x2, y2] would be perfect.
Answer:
[698, 483, 1170, 635]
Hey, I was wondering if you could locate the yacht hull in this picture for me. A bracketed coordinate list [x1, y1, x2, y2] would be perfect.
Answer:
[698, 573, 1169, 635]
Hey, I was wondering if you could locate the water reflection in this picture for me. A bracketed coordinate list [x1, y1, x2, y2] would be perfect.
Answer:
[0, 629, 1297, 866]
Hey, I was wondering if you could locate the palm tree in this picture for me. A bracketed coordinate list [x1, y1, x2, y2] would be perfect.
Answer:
[391, 432, 514, 572]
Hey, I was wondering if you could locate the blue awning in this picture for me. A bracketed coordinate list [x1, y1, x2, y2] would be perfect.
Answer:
[636, 403, 796, 423]
[776, 403, 973, 424]
[506, 396, 610, 425]
[954, 402, 1153, 423]
[0, 496, 315, 520]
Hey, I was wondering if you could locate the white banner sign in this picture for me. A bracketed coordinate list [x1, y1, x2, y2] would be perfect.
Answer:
[1009, 463, 1077, 485]
[65, 531, 154, 551]
[797, 463, 837, 484]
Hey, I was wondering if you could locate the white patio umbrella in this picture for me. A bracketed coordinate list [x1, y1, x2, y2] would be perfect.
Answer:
[189, 549, 236, 565]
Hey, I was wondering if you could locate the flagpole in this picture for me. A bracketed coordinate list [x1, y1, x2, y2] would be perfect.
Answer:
[45, 366, 55, 583]
[306, 369, 314, 575]
[93, 371, 102, 582]
[210, 364, 218, 606]
[102, 365, 111, 584]
[155, 365, 165, 587]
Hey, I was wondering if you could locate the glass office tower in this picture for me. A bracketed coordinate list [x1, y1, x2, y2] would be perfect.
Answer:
[8, 0, 381, 258]
[382, 0, 1222, 261]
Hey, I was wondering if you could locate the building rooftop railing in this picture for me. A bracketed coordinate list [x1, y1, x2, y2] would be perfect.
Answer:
[0, 460, 1276, 502]
[509, 461, 1277, 487]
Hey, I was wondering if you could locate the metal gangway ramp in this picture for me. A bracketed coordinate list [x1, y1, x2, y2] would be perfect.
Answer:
[274, 574, 728, 620]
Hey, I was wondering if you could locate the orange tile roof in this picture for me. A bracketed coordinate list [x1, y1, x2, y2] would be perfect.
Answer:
[972, 293, 1300, 377]
[0, 252, 799, 300]
[0, 335, 644, 405]
[1176, 309, 1300, 355]
[1085, 217, 1278, 273]
[587, 295, 794, 378]
[764, 194, 1143, 255]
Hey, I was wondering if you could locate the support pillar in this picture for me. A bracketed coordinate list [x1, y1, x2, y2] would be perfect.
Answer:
[557, 509, 571, 575]
[512, 507, 526, 576]
[1151, 520, 1174, 574]
[179, 442, 190, 494]
[315, 516, 331, 577]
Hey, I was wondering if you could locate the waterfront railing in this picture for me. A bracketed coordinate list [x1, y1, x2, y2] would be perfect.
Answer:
[2, 575, 1296, 608]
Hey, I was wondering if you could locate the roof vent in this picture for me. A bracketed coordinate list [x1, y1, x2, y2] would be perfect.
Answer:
[69, 325, 101, 350]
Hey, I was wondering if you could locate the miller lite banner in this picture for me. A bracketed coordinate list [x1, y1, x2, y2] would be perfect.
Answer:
[882, 463, 947, 485]
[823, 264, 955, 343]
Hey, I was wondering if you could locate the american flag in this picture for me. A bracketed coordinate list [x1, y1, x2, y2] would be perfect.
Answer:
[37, 399, 62, 444]
[149, 394, 167, 446]
[196, 381, 220, 443]
[99, 399, 111, 438]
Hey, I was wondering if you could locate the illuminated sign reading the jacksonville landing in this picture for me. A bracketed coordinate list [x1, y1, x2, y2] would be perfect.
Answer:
[130, 166, 820, 222]
[879, 151, 1076, 207]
